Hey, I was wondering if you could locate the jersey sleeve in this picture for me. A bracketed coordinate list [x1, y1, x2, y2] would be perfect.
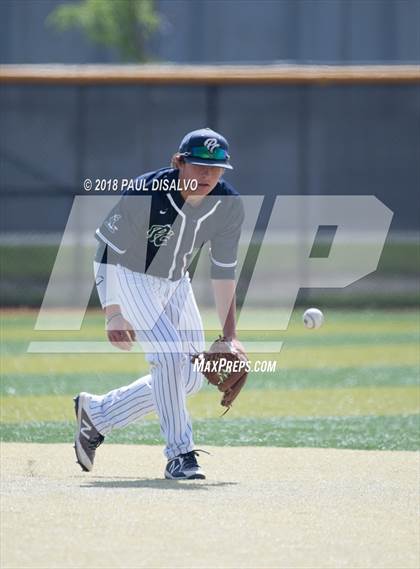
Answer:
[95, 194, 144, 259]
[209, 196, 244, 279]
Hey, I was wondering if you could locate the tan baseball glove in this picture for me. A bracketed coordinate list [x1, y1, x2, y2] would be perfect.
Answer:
[191, 336, 249, 411]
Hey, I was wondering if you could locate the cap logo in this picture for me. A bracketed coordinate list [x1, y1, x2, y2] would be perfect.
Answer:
[203, 138, 220, 153]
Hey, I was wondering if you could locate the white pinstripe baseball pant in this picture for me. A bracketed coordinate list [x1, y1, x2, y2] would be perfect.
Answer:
[89, 266, 205, 459]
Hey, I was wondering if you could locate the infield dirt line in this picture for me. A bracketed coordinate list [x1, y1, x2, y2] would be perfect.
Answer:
[1, 443, 419, 569]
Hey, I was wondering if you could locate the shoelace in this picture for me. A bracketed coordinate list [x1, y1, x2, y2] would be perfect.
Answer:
[181, 449, 209, 468]
[87, 434, 104, 450]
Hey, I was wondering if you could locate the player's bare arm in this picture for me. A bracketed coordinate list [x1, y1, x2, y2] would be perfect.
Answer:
[211, 278, 246, 354]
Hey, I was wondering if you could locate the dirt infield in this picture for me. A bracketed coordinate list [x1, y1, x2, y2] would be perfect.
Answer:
[1, 444, 419, 569]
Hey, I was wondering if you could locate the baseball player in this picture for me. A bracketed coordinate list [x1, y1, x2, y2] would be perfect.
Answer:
[74, 128, 245, 480]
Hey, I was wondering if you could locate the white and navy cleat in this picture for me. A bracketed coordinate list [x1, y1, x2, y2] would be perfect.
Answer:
[73, 392, 104, 472]
[165, 450, 206, 480]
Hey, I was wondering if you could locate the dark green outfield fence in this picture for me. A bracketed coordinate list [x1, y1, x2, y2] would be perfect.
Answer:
[1, 65, 419, 307]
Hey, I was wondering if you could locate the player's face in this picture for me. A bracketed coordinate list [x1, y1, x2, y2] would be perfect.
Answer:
[179, 162, 224, 196]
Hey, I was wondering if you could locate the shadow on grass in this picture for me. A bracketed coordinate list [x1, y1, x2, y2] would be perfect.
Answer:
[82, 477, 238, 490]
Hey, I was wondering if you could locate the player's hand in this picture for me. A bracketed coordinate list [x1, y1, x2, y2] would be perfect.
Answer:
[231, 337, 247, 357]
[106, 313, 136, 351]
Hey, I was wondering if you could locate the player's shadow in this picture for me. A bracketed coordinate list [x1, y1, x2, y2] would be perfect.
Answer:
[81, 477, 238, 491]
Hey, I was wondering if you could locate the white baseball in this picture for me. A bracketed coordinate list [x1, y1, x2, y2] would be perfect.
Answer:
[303, 308, 324, 330]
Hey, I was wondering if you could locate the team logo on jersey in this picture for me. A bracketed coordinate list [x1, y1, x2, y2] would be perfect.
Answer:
[105, 214, 122, 234]
[203, 138, 220, 153]
[147, 224, 175, 246]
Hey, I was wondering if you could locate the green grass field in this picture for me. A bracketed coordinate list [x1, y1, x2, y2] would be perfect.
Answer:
[1, 308, 419, 450]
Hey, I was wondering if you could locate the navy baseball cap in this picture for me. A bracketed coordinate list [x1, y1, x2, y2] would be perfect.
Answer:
[178, 128, 233, 170]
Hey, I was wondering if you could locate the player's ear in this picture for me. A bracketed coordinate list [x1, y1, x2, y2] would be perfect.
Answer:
[171, 153, 184, 169]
